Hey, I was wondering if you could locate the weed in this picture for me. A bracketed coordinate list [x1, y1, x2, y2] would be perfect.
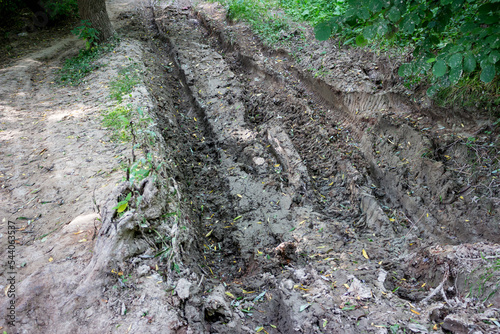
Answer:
[279, 0, 345, 26]
[172, 262, 181, 273]
[113, 192, 132, 215]
[101, 105, 132, 142]
[71, 20, 100, 50]
[109, 64, 140, 103]
[467, 255, 500, 302]
[151, 228, 172, 261]
[128, 153, 154, 186]
[217, 0, 293, 46]
[341, 301, 355, 311]
[45, 0, 79, 21]
[58, 37, 118, 86]
[434, 73, 500, 115]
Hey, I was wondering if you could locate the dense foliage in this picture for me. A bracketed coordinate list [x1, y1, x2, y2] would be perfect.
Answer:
[0, 0, 77, 28]
[279, 0, 346, 25]
[315, 0, 500, 96]
[223, 0, 291, 45]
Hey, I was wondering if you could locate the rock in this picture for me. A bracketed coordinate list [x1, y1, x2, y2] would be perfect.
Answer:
[407, 323, 428, 333]
[274, 241, 296, 264]
[204, 285, 232, 322]
[346, 277, 372, 300]
[442, 313, 474, 334]
[281, 279, 294, 291]
[184, 305, 201, 322]
[375, 269, 388, 292]
[294, 268, 308, 283]
[253, 157, 265, 165]
[175, 278, 192, 300]
[136, 264, 150, 277]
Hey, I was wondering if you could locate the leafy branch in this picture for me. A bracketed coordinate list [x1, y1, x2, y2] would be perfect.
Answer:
[315, 0, 500, 95]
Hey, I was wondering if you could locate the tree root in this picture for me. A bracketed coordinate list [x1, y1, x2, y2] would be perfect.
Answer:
[420, 262, 450, 305]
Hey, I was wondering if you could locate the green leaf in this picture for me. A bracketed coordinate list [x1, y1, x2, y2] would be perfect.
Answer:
[398, 63, 411, 77]
[344, 8, 358, 21]
[363, 25, 377, 40]
[480, 58, 490, 69]
[314, 22, 331, 41]
[451, 0, 465, 11]
[116, 201, 128, 213]
[368, 0, 384, 13]
[427, 84, 439, 96]
[460, 23, 477, 34]
[481, 14, 499, 25]
[449, 66, 462, 85]
[376, 20, 389, 36]
[489, 51, 500, 64]
[358, 8, 371, 20]
[448, 53, 462, 69]
[356, 35, 368, 47]
[463, 53, 476, 72]
[426, 58, 436, 64]
[480, 64, 496, 83]
[299, 304, 311, 312]
[401, 15, 416, 34]
[387, 6, 401, 22]
[329, 22, 340, 34]
[488, 35, 500, 49]
[432, 60, 448, 77]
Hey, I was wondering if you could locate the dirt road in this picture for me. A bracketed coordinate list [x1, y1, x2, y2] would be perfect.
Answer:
[1, 0, 499, 333]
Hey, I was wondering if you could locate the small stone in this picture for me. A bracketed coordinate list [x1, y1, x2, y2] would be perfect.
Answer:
[442, 313, 474, 334]
[136, 264, 150, 277]
[253, 157, 265, 165]
[407, 323, 428, 333]
[175, 278, 192, 300]
[281, 279, 294, 290]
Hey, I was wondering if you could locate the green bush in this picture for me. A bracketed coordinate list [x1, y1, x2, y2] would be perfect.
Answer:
[109, 65, 140, 103]
[314, 0, 500, 98]
[58, 37, 118, 86]
[43, 0, 78, 21]
[102, 105, 132, 142]
[71, 20, 99, 50]
[279, 0, 346, 25]
[219, 0, 292, 45]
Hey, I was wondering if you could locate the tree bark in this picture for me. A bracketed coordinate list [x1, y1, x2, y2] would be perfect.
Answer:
[77, 0, 114, 42]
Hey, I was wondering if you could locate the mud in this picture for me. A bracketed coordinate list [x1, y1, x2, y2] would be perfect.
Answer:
[0, 0, 499, 333]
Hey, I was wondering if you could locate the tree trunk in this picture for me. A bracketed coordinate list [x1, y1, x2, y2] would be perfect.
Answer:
[77, 0, 114, 42]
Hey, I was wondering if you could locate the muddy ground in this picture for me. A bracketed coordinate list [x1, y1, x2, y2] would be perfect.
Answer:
[1, 0, 499, 333]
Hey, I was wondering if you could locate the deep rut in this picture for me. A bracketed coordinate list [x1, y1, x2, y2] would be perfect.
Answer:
[138, 3, 499, 333]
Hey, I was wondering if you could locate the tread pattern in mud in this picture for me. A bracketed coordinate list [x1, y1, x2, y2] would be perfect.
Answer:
[140, 4, 500, 333]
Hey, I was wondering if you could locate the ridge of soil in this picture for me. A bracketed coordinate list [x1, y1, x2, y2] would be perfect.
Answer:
[0, 0, 499, 333]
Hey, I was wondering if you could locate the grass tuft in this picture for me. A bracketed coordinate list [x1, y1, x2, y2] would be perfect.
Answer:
[109, 64, 140, 103]
[435, 73, 500, 115]
[57, 38, 118, 86]
[101, 105, 132, 142]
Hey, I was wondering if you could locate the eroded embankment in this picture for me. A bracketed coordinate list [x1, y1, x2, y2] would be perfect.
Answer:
[194, 3, 500, 247]
[132, 3, 500, 333]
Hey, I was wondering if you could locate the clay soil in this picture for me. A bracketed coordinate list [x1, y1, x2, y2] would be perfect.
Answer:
[1, 0, 499, 333]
